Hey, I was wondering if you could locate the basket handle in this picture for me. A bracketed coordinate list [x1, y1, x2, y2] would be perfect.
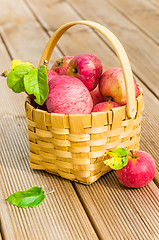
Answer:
[39, 20, 136, 119]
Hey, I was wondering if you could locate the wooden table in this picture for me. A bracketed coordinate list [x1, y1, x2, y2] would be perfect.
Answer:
[0, 0, 159, 239]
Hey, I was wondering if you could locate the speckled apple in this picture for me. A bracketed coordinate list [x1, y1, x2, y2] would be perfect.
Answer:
[92, 101, 120, 112]
[66, 53, 103, 91]
[51, 56, 73, 75]
[116, 151, 156, 188]
[46, 75, 93, 115]
[90, 85, 105, 106]
[99, 68, 140, 105]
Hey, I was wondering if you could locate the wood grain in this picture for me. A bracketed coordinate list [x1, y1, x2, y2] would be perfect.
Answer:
[74, 173, 159, 240]
[0, 0, 62, 67]
[67, 0, 159, 98]
[107, 0, 159, 44]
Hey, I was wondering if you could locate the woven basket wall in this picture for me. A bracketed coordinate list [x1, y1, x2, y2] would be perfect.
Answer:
[25, 21, 144, 184]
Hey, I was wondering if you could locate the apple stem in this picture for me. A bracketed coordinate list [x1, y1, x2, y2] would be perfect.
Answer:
[130, 150, 135, 158]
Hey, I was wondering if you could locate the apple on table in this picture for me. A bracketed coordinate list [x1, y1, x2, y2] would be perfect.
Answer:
[104, 148, 156, 188]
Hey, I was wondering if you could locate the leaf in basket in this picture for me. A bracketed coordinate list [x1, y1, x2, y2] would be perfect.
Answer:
[103, 148, 128, 170]
[7, 64, 33, 93]
[24, 65, 49, 105]
[12, 59, 34, 69]
[5, 186, 54, 208]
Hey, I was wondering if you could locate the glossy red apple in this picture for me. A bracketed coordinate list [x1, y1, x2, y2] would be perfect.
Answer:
[51, 56, 73, 75]
[66, 53, 103, 91]
[46, 75, 93, 115]
[116, 151, 156, 188]
[99, 68, 140, 105]
[92, 101, 120, 112]
[90, 85, 105, 106]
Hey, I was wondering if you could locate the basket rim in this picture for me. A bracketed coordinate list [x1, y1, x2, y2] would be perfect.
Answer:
[25, 86, 144, 118]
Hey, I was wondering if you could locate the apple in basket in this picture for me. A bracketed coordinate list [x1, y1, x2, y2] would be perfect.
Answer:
[47, 69, 58, 82]
[66, 53, 103, 91]
[92, 101, 121, 112]
[51, 56, 74, 75]
[90, 85, 105, 106]
[99, 67, 140, 105]
[45, 75, 93, 115]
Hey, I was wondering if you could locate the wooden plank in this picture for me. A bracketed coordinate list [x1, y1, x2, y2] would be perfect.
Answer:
[24, 0, 81, 32]
[107, 0, 159, 44]
[74, 173, 159, 240]
[0, 0, 62, 67]
[0, 2, 99, 240]
[67, 0, 159, 98]
[149, 0, 159, 8]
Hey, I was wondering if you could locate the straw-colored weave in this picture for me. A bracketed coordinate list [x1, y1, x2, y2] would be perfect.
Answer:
[25, 88, 144, 184]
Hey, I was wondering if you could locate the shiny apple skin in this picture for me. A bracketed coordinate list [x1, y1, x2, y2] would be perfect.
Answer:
[92, 101, 120, 112]
[99, 68, 140, 105]
[116, 151, 156, 188]
[66, 53, 103, 91]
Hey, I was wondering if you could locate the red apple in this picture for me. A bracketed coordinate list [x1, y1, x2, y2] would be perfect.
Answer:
[47, 69, 58, 82]
[51, 56, 73, 75]
[116, 151, 156, 188]
[92, 101, 120, 112]
[66, 53, 103, 91]
[99, 68, 140, 105]
[90, 85, 105, 106]
[46, 75, 93, 115]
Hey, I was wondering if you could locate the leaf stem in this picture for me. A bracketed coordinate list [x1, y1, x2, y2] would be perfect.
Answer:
[45, 190, 54, 195]
[130, 150, 135, 159]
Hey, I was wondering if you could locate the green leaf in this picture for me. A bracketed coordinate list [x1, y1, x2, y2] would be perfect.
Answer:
[111, 148, 128, 157]
[7, 64, 32, 93]
[5, 186, 46, 208]
[24, 65, 49, 105]
[104, 148, 128, 170]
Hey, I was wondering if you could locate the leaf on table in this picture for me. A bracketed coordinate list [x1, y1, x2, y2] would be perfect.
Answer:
[5, 186, 46, 208]
[24, 65, 49, 105]
[7, 64, 33, 93]
[104, 148, 128, 170]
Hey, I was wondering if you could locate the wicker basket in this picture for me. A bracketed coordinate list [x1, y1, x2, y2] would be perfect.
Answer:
[25, 21, 144, 185]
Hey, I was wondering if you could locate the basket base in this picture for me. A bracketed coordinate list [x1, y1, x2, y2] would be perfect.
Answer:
[30, 162, 112, 185]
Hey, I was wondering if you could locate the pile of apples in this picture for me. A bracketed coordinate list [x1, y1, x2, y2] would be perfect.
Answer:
[45, 53, 140, 115]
